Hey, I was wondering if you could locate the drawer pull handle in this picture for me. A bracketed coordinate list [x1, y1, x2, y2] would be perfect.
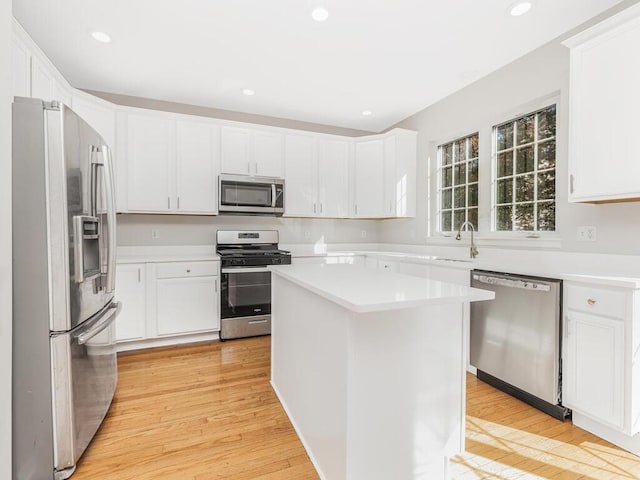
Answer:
[587, 298, 596, 306]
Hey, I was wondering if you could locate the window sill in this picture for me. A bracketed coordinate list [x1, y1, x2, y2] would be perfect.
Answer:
[430, 233, 562, 250]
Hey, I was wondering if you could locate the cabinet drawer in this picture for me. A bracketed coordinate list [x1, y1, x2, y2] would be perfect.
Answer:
[156, 261, 218, 279]
[566, 284, 627, 319]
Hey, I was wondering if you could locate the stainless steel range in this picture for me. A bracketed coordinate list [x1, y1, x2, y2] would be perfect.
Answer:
[216, 230, 291, 341]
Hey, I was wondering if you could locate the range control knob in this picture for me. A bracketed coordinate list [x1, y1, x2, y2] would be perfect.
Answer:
[273, 258, 281, 265]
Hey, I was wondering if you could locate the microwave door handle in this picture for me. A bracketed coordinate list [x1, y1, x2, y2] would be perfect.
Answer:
[271, 184, 276, 208]
[101, 145, 117, 294]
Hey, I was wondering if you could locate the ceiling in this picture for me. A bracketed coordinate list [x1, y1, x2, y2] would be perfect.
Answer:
[13, 0, 622, 132]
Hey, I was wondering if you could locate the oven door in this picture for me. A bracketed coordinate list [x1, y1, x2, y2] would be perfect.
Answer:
[219, 175, 284, 215]
[220, 267, 272, 319]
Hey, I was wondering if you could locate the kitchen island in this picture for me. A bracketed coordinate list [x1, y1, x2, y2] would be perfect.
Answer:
[269, 264, 494, 480]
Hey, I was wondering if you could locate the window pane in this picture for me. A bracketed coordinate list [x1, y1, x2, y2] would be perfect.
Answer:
[468, 208, 478, 230]
[537, 202, 555, 231]
[497, 123, 513, 151]
[497, 178, 513, 204]
[538, 140, 556, 170]
[454, 163, 467, 184]
[516, 115, 534, 145]
[468, 183, 478, 207]
[453, 210, 466, 231]
[454, 186, 466, 208]
[497, 151, 513, 178]
[538, 171, 555, 200]
[455, 139, 466, 162]
[442, 167, 452, 187]
[442, 188, 452, 209]
[516, 146, 534, 174]
[538, 106, 556, 139]
[496, 205, 513, 231]
[441, 211, 452, 232]
[468, 159, 478, 182]
[470, 135, 479, 158]
[514, 203, 534, 231]
[516, 174, 535, 202]
[442, 144, 453, 166]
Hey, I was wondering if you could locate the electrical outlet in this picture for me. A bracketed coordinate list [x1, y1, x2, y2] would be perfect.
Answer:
[576, 226, 597, 242]
[151, 229, 160, 240]
[361, 230, 367, 239]
[303, 230, 311, 239]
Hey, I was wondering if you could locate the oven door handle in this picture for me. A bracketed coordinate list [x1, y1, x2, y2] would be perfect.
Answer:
[221, 267, 272, 274]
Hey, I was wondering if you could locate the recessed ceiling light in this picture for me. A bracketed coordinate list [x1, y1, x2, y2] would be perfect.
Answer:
[509, 1, 532, 17]
[311, 7, 329, 22]
[242, 88, 255, 96]
[362, 110, 372, 116]
[91, 31, 112, 43]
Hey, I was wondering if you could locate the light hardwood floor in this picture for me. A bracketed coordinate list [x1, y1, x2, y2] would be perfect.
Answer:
[73, 337, 640, 480]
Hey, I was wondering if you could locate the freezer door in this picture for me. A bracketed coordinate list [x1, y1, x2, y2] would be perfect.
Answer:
[47, 103, 117, 332]
[51, 302, 120, 477]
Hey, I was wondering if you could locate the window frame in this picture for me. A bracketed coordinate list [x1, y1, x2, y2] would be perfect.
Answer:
[491, 102, 558, 235]
[436, 132, 480, 235]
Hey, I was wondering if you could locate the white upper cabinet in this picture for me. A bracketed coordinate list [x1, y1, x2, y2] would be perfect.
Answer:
[120, 112, 175, 213]
[318, 139, 350, 217]
[284, 134, 317, 216]
[11, 35, 30, 98]
[117, 110, 218, 214]
[176, 121, 217, 214]
[564, 4, 640, 202]
[386, 129, 417, 217]
[253, 130, 284, 177]
[354, 139, 385, 218]
[30, 55, 55, 102]
[220, 126, 251, 175]
[220, 127, 284, 177]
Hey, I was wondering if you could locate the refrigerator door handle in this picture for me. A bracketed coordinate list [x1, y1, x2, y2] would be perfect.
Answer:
[101, 145, 118, 294]
[78, 302, 121, 345]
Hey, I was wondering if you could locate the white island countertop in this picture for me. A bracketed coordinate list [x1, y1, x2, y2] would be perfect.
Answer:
[269, 263, 494, 313]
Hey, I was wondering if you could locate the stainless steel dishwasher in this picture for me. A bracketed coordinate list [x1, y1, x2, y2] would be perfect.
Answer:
[470, 270, 569, 420]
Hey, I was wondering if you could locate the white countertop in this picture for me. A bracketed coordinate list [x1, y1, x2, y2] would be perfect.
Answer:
[269, 264, 494, 313]
[117, 245, 219, 264]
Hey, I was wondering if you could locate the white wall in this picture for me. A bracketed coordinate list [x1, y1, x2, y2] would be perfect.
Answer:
[380, 0, 640, 256]
[117, 214, 381, 246]
[1, 0, 12, 475]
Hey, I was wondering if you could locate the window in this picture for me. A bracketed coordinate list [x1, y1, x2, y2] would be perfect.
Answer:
[493, 105, 556, 232]
[438, 133, 479, 232]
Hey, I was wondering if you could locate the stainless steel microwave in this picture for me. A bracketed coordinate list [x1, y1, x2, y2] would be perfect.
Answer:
[218, 174, 285, 216]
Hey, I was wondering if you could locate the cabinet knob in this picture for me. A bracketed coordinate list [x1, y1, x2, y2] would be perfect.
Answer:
[587, 298, 596, 306]
[186, 269, 191, 273]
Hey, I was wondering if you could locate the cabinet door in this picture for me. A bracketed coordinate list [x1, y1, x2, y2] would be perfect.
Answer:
[284, 134, 317, 216]
[11, 36, 30, 98]
[156, 276, 219, 335]
[354, 140, 385, 217]
[125, 113, 175, 212]
[176, 121, 216, 213]
[568, 18, 640, 201]
[220, 126, 251, 175]
[30, 55, 54, 101]
[383, 136, 397, 217]
[564, 310, 624, 429]
[253, 131, 283, 177]
[318, 140, 349, 217]
[115, 264, 146, 342]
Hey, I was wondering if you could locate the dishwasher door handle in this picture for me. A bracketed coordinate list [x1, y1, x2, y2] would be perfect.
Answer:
[472, 274, 551, 292]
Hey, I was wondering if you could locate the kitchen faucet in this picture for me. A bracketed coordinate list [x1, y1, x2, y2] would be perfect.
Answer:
[455, 221, 478, 259]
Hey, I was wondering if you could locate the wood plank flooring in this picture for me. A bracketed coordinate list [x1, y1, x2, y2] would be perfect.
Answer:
[73, 337, 640, 479]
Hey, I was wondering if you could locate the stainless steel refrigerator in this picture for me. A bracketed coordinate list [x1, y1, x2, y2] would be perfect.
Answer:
[12, 97, 121, 480]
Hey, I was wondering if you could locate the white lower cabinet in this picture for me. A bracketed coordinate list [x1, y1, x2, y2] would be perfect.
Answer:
[115, 263, 147, 342]
[563, 282, 639, 437]
[115, 260, 220, 349]
[156, 267, 220, 336]
[564, 310, 624, 429]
